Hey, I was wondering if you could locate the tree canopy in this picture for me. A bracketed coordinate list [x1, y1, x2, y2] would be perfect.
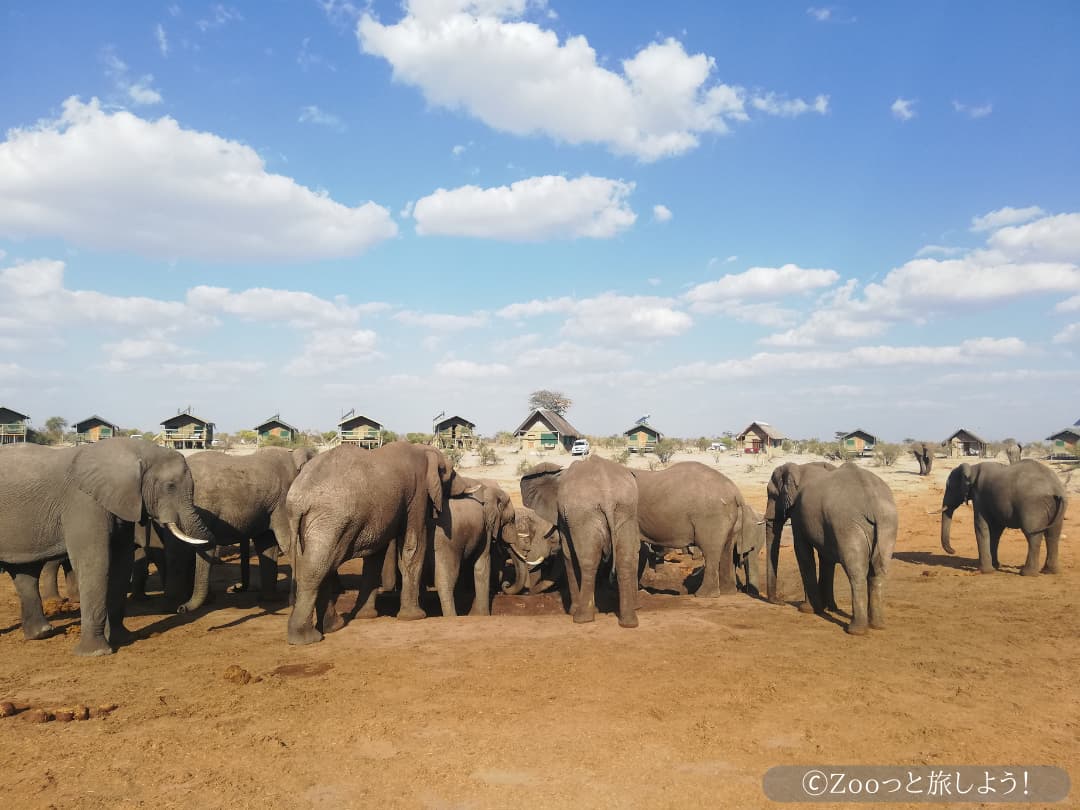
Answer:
[528, 389, 572, 415]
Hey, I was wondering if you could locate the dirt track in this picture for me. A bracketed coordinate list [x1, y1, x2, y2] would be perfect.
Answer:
[1, 453, 1077, 809]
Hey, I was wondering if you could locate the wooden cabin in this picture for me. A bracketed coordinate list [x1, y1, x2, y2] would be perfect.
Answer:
[840, 429, 877, 457]
[338, 411, 383, 449]
[74, 415, 119, 443]
[0, 406, 29, 444]
[944, 428, 987, 458]
[624, 421, 663, 454]
[1046, 427, 1080, 459]
[160, 408, 214, 450]
[735, 421, 785, 454]
[434, 415, 476, 450]
[514, 409, 582, 452]
[255, 414, 298, 445]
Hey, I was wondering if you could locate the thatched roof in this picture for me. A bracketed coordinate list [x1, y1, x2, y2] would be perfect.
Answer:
[944, 428, 987, 445]
[513, 409, 582, 439]
[736, 421, 785, 440]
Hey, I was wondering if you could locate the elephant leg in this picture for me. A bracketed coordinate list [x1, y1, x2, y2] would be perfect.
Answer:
[62, 558, 79, 602]
[236, 537, 252, 592]
[130, 546, 150, 600]
[714, 522, 739, 595]
[254, 533, 282, 601]
[39, 558, 63, 603]
[792, 537, 822, 615]
[434, 541, 461, 617]
[695, 550, 723, 598]
[469, 543, 492, 617]
[613, 526, 639, 628]
[356, 546, 386, 619]
[838, 545, 869, 635]
[561, 538, 581, 616]
[105, 527, 136, 647]
[1019, 530, 1043, 577]
[164, 540, 195, 606]
[287, 546, 333, 646]
[868, 567, 886, 630]
[7, 563, 53, 640]
[817, 557, 839, 613]
[316, 570, 345, 634]
[1042, 521, 1063, 574]
[66, 524, 113, 656]
[380, 538, 398, 593]
[573, 545, 599, 624]
[973, 513, 996, 573]
[746, 549, 762, 597]
[397, 525, 427, 621]
[989, 525, 1004, 570]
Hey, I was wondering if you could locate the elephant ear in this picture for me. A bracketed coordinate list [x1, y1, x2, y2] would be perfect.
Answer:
[291, 447, 316, 471]
[519, 467, 561, 525]
[425, 447, 451, 516]
[70, 444, 145, 523]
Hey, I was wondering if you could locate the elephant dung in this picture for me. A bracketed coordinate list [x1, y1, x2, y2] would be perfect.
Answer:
[53, 710, 74, 723]
[25, 709, 53, 724]
[71, 705, 90, 721]
[223, 665, 253, 685]
[0, 701, 16, 717]
[88, 704, 118, 719]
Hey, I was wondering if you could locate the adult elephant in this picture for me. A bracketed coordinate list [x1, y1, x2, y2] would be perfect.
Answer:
[520, 458, 640, 627]
[0, 439, 211, 655]
[735, 503, 765, 595]
[940, 460, 1066, 575]
[501, 506, 562, 595]
[428, 480, 516, 616]
[157, 446, 317, 613]
[283, 442, 476, 645]
[773, 463, 898, 634]
[629, 462, 744, 597]
[912, 443, 934, 476]
[765, 461, 837, 607]
[1004, 440, 1023, 465]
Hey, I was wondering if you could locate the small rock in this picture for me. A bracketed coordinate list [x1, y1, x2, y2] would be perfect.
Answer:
[223, 665, 252, 685]
[88, 704, 117, 719]
[0, 701, 16, 717]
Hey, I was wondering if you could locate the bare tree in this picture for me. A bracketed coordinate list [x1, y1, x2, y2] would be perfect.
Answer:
[528, 389, 572, 415]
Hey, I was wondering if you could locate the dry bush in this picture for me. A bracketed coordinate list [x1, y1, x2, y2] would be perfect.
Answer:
[478, 444, 501, 466]
[614, 449, 631, 465]
[873, 443, 902, 466]
[653, 439, 677, 464]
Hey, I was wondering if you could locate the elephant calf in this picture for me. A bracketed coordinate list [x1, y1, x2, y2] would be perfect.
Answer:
[502, 506, 563, 595]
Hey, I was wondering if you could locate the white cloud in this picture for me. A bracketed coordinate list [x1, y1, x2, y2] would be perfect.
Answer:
[0, 97, 397, 261]
[970, 205, 1045, 232]
[652, 204, 673, 223]
[155, 24, 169, 57]
[684, 264, 839, 313]
[1052, 323, 1080, 344]
[952, 100, 992, 119]
[749, 93, 829, 117]
[985, 213, 1080, 262]
[435, 359, 511, 378]
[298, 37, 336, 71]
[496, 296, 575, 320]
[105, 334, 190, 362]
[891, 98, 915, 121]
[807, 7, 831, 21]
[1055, 294, 1080, 313]
[496, 292, 690, 342]
[102, 46, 163, 106]
[186, 286, 385, 327]
[914, 244, 965, 258]
[285, 328, 380, 375]
[299, 105, 346, 131]
[413, 175, 636, 240]
[517, 341, 630, 371]
[394, 310, 489, 330]
[357, 2, 826, 161]
[451, 143, 466, 156]
[197, 4, 242, 32]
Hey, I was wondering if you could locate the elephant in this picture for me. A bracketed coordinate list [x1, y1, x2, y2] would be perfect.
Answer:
[735, 503, 764, 595]
[1004, 440, 1023, 465]
[40, 557, 80, 603]
[628, 462, 744, 597]
[428, 480, 517, 616]
[156, 446, 317, 613]
[0, 438, 212, 655]
[520, 457, 640, 627]
[501, 506, 563, 595]
[912, 443, 934, 476]
[129, 522, 194, 605]
[771, 462, 898, 635]
[765, 461, 838, 608]
[283, 441, 477, 645]
[940, 460, 1067, 575]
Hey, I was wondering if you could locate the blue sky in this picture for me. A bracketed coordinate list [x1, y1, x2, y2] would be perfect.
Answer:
[1, 1, 1078, 441]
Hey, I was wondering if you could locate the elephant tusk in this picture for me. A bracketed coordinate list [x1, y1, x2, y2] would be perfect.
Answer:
[167, 522, 210, 546]
[925, 507, 947, 515]
[507, 544, 546, 568]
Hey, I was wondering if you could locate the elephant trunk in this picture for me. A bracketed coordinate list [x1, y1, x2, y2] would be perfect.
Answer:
[174, 503, 215, 612]
[178, 547, 215, 613]
[502, 557, 529, 594]
[765, 514, 782, 603]
[940, 508, 956, 555]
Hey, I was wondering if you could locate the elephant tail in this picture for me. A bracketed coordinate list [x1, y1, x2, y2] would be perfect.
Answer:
[1034, 495, 1066, 535]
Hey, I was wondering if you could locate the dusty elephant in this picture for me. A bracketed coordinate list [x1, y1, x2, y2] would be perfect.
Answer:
[158, 446, 317, 613]
[0, 438, 212, 655]
[520, 457, 640, 627]
[735, 503, 765, 595]
[774, 462, 898, 635]
[1004, 440, 1023, 465]
[765, 461, 838, 608]
[283, 442, 476, 645]
[502, 506, 563, 595]
[940, 460, 1066, 575]
[912, 443, 934, 476]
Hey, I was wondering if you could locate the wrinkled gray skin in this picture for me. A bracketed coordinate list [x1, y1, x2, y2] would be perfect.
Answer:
[912, 443, 934, 476]
[0, 439, 211, 655]
[428, 480, 516, 616]
[735, 503, 764, 595]
[629, 462, 744, 597]
[157, 446, 317, 613]
[40, 557, 80, 603]
[765, 462, 838, 609]
[1004, 441, 1023, 465]
[520, 458, 640, 627]
[130, 521, 195, 605]
[284, 442, 475, 645]
[775, 463, 898, 635]
[502, 506, 562, 595]
[940, 460, 1066, 575]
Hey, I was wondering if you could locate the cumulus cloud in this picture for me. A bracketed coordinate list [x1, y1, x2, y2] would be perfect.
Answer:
[413, 175, 636, 240]
[186, 286, 387, 327]
[652, 204, 673, 223]
[497, 291, 690, 342]
[394, 310, 489, 330]
[285, 328, 380, 375]
[0, 98, 397, 261]
[102, 46, 163, 106]
[1052, 323, 1080, 344]
[749, 93, 829, 117]
[970, 205, 1044, 232]
[914, 244, 964, 258]
[891, 98, 915, 121]
[516, 341, 630, 371]
[357, 1, 826, 161]
[985, 213, 1080, 262]
[436, 359, 511, 378]
[684, 264, 839, 313]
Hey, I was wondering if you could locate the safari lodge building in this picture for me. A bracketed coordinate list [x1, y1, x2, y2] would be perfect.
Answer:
[159, 408, 215, 450]
[434, 415, 476, 450]
[944, 428, 987, 458]
[337, 411, 383, 449]
[624, 421, 663, 454]
[255, 414, 298, 445]
[735, 421, 785, 454]
[1046, 427, 1080, 459]
[0, 406, 29, 444]
[839, 429, 877, 457]
[513, 409, 583, 453]
[74, 415, 119, 443]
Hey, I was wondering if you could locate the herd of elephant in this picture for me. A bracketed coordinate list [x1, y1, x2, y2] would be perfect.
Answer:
[0, 437, 1068, 655]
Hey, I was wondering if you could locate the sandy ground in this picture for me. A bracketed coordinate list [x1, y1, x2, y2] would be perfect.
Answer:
[1, 448, 1078, 809]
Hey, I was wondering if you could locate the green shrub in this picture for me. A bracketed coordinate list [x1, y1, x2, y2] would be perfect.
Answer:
[653, 438, 677, 463]
[479, 444, 501, 466]
[517, 458, 532, 476]
[380, 429, 399, 444]
[445, 447, 464, 467]
[873, 443, 901, 466]
[406, 432, 433, 444]
[614, 449, 631, 465]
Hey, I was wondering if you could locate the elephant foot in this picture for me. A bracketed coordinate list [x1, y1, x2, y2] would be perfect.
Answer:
[287, 625, 323, 646]
[797, 601, 816, 614]
[397, 606, 426, 621]
[355, 605, 379, 619]
[869, 622, 886, 631]
[467, 607, 490, 617]
[845, 623, 869, 636]
[694, 587, 721, 598]
[321, 612, 346, 634]
[22, 620, 55, 641]
[766, 595, 785, 606]
[617, 613, 639, 628]
[1040, 564, 1061, 575]
[572, 607, 596, 624]
[74, 635, 114, 656]
[976, 567, 996, 575]
[1019, 566, 1040, 577]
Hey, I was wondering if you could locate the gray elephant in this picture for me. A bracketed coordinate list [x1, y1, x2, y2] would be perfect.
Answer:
[1004, 440, 1023, 465]
[283, 441, 476, 645]
[765, 461, 838, 608]
[940, 460, 1066, 575]
[501, 506, 562, 595]
[520, 457, 640, 627]
[629, 462, 744, 597]
[772, 462, 898, 634]
[157, 446, 317, 613]
[912, 443, 934, 476]
[428, 480, 516, 616]
[735, 503, 764, 595]
[40, 557, 80, 603]
[130, 522, 195, 605]
[0, 438, 211, 655]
